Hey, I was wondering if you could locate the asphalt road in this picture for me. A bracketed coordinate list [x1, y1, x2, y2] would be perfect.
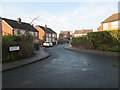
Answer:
[3, 44, 118, 88]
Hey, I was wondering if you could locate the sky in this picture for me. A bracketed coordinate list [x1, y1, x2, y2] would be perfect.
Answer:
[0, 1, 119, 35]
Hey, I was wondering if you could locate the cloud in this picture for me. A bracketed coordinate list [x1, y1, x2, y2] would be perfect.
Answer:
[57, 2, 117, 31]
[0, 2, 118, 33]
[37, 10, 69, 25]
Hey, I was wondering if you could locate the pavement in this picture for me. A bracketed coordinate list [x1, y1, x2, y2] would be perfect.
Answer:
[2, 47, 50, 72]
[64, 45, 119, 56]
[3, 44, 118, 88]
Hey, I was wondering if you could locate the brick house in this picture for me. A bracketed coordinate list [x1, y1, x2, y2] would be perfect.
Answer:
[59, 31, 71, 42]
[98, 12, 120, 31]
[73, 29, 93, 37]
[1, 17, 39, 38]
[35, 25, 57, 44]
[97, 26, 102, 31]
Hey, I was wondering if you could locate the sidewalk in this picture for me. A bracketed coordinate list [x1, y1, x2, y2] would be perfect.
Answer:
[64, 45, 119, 57]
[2, 47, 50, 72]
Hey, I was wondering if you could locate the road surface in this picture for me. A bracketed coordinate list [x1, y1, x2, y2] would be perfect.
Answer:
[3, 44, 118, 88]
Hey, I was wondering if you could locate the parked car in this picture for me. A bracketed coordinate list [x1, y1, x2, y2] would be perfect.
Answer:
[43, 41, 53, 47]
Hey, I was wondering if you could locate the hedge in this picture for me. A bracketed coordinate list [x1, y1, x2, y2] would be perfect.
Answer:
[71, 30, 120, 52]
[2, 35, 35, 63]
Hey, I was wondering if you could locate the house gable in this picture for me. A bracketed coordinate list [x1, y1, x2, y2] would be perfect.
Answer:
[35, 25, 45, 40]
[73, 29, 93, 37]
[2, 20, 13, 30]
[2, 20, 13, 35]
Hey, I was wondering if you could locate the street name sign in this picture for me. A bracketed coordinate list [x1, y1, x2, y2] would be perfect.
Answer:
[9, 46, 20, 51]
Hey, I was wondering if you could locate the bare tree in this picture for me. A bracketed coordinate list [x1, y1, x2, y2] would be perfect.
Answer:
[30, 16, 39, 25]
[23, 16, 39, 37]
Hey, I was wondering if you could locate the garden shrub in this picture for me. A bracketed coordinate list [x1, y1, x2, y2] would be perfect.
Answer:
[2, 34, 35, 63]
[71, 30, 120, 52]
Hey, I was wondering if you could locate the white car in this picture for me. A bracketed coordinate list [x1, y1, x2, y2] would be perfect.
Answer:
[43, 41, 53, 47]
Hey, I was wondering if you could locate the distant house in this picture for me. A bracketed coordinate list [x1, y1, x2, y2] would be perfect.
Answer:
[35, 24, 57, 44]
[98, 12, 120, 31]
[1, 17, 39, 38]
[59, 31, 71, 42]
[97, 26, 102, 31]
[73, 29, 93, 37]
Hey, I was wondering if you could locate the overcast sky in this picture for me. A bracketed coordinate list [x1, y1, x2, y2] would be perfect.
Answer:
[0, 1, 118, 35]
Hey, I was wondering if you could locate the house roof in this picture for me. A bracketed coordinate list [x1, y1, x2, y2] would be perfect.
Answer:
[2, 18, 38, 32]
[74, 29, 93, 34]
[60, 31, 70, 35]
[47, 28, 57, 34]
[37, 25, 56, 34]
[102, 13, 120, 23]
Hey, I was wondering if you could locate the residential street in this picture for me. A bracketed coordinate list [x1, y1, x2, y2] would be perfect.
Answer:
[3, 44, 118, 88]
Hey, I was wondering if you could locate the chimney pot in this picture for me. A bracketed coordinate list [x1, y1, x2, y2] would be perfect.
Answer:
[31, 24, 34, 27]
[45, 24, 47, 28]
[17, 17, 21, 22]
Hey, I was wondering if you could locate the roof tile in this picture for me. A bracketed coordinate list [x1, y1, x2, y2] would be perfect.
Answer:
[2, 18, 38, 32]
[102, 13, 120, 23]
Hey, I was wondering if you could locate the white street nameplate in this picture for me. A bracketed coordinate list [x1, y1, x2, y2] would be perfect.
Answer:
[9, 46, 20, 51]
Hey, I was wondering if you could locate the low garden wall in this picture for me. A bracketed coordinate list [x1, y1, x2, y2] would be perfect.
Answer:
[71, 30, 120, 52]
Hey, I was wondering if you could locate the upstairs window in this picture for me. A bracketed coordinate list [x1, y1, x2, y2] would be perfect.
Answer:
[52, 34, 54, 37]
[111, 21, 119, 29]
[111, 21, 118, 29]
[46, 33, 48, 37]
[49, 34, 51, 37]
[35, 32, 38, 36]
[64, 35, 66, 37]
[103, 23, 108, 30]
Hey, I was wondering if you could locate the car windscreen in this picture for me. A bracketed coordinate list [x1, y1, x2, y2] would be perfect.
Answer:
[45, 42, 50, 43]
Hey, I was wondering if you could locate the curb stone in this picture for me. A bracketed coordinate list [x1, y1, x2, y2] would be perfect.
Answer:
[2, 47, 50, 72]
[64, 45, 119, 57]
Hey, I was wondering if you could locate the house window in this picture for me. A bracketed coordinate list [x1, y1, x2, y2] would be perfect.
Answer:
[33, 32, 37, 36]
[46, 38, 51, 41]
[111, 21, 118, 29]
[48, 38, 51, 41]
[29, 31, 34, 36]
[18, 30, 20, 34]
[52, 34, 54, 37]
[18, 30, 25, 35]
[46, 38, 49, 41]
[64, 35, 66, 37]
[35, 32, 38, 36]
[49, 34, 51, 37]
[103, 23, 108, 30]
[52, 38, 55, 42]
[14, 30, 18, 35]
[46, 33, 48, 37]
[20, 30, 25, 35]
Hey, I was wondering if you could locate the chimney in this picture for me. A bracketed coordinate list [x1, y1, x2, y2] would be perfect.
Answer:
[45, 24, 47, 28]
[17, 17, 21, 22]
[31, 24, 34, 27]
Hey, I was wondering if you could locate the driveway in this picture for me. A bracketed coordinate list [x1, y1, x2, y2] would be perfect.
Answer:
[3, 44, 118, 88]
